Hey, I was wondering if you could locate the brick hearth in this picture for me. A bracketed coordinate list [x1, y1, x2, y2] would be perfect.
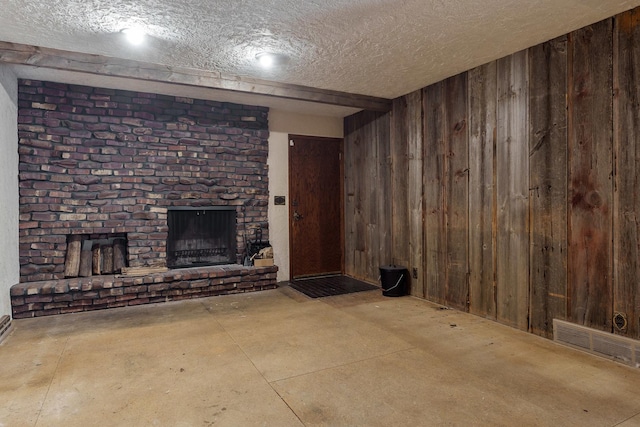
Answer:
[11, 265, 278, 318]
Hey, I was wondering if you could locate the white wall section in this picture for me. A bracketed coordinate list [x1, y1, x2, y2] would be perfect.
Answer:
[0, 65, 18, 318]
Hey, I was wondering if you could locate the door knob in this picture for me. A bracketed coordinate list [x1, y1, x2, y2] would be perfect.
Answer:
[293, 211, 304, 221]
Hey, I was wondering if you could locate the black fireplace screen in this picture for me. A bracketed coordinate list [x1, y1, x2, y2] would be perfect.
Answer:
[167, 208, 237, 268]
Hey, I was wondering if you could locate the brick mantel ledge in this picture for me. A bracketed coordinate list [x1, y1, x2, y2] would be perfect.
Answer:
[10, 264, 278, 318]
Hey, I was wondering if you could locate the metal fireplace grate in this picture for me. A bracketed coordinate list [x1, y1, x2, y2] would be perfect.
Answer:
[172, 248, 229, 258]
[167, 208, 237, 268]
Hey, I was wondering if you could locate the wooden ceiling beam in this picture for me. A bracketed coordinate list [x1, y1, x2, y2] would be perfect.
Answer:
[0, 41, 392, 112]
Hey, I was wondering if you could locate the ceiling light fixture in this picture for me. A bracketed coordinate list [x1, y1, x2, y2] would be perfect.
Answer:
[255, 52, 288, 69]
[121, 28, 146, 46]
[256, 52, 275, 68]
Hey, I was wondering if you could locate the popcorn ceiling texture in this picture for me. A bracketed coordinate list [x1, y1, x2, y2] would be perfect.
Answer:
[1, 0, 639, 98]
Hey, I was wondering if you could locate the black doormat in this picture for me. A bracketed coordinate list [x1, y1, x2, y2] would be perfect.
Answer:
[288, 275, 379, 298]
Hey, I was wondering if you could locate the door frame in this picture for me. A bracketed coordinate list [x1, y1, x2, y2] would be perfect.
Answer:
[288, 134, 345, 279]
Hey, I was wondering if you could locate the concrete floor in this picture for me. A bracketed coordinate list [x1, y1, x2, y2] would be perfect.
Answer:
[1, 286, 640, 427]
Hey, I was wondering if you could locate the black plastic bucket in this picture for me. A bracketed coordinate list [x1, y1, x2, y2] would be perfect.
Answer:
[379, 265, 408, 297]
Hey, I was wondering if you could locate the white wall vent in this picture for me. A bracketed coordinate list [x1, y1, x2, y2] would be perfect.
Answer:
[553, 319, 639, 369]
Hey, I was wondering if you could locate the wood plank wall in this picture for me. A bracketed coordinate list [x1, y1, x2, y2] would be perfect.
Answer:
[614, 8, 640, 342]
[528, 36, 568, 337]
[344, 111, 392, 281]
[344, 8, 640, 340]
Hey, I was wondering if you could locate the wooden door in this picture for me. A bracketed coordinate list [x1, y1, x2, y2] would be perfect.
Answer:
[289, 135, 343, 279]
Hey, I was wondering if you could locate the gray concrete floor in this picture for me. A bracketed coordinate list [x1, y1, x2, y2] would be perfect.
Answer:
[1, 286, 640, 427]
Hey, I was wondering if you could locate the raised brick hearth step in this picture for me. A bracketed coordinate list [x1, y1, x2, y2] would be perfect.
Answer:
[10, 264, 278, 318]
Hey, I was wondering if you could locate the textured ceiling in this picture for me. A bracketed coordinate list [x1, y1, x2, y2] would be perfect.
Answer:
[1, 0, 640, 110]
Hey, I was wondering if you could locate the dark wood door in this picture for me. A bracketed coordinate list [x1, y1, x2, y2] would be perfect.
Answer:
[289, 135, 343, 279]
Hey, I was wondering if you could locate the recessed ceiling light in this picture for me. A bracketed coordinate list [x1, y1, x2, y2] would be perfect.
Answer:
[121, 28, 146, 46]
[255, 52, 288, 69]
[256, 52, 274, 68]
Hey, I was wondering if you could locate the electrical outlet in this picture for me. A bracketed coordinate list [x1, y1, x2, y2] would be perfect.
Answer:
[412, 268, 418, 279]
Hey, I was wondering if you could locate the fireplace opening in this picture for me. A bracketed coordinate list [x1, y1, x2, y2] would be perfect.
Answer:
[167, 207, 237, 268]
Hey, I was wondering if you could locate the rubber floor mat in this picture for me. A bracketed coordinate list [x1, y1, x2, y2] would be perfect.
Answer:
[288, 275, 379, 298]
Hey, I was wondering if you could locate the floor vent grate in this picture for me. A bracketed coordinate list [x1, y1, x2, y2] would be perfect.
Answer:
[553, 319, 639, 369]
[0, 315, 12, 343]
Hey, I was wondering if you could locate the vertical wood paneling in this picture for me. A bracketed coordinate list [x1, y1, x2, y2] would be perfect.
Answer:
[444, 74, 470, 310]
[365, 111, 376, 279]
[528, 36, 569, 338]
[344, 113, 363, 277]
[344, 111, 392, 283]
[424, 82, 447, 305]
[423, 75, 469, 310]
[344, 6, 640, 341]
[496, 50, 530, 330]
[391, 98, 410, 272]
[375, 112, 393, 279]
[406, 91, 425, 297]
[468, 63, 497, 319]
[377, 111, 393, 279]
[614, 9, 640, 339]
[568, 19, 614, 331]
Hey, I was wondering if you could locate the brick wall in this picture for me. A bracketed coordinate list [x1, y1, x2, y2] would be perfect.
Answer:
[18, 80, 269, 283]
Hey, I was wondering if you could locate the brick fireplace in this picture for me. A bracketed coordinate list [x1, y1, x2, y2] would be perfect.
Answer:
[11, 80, 277, 318]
